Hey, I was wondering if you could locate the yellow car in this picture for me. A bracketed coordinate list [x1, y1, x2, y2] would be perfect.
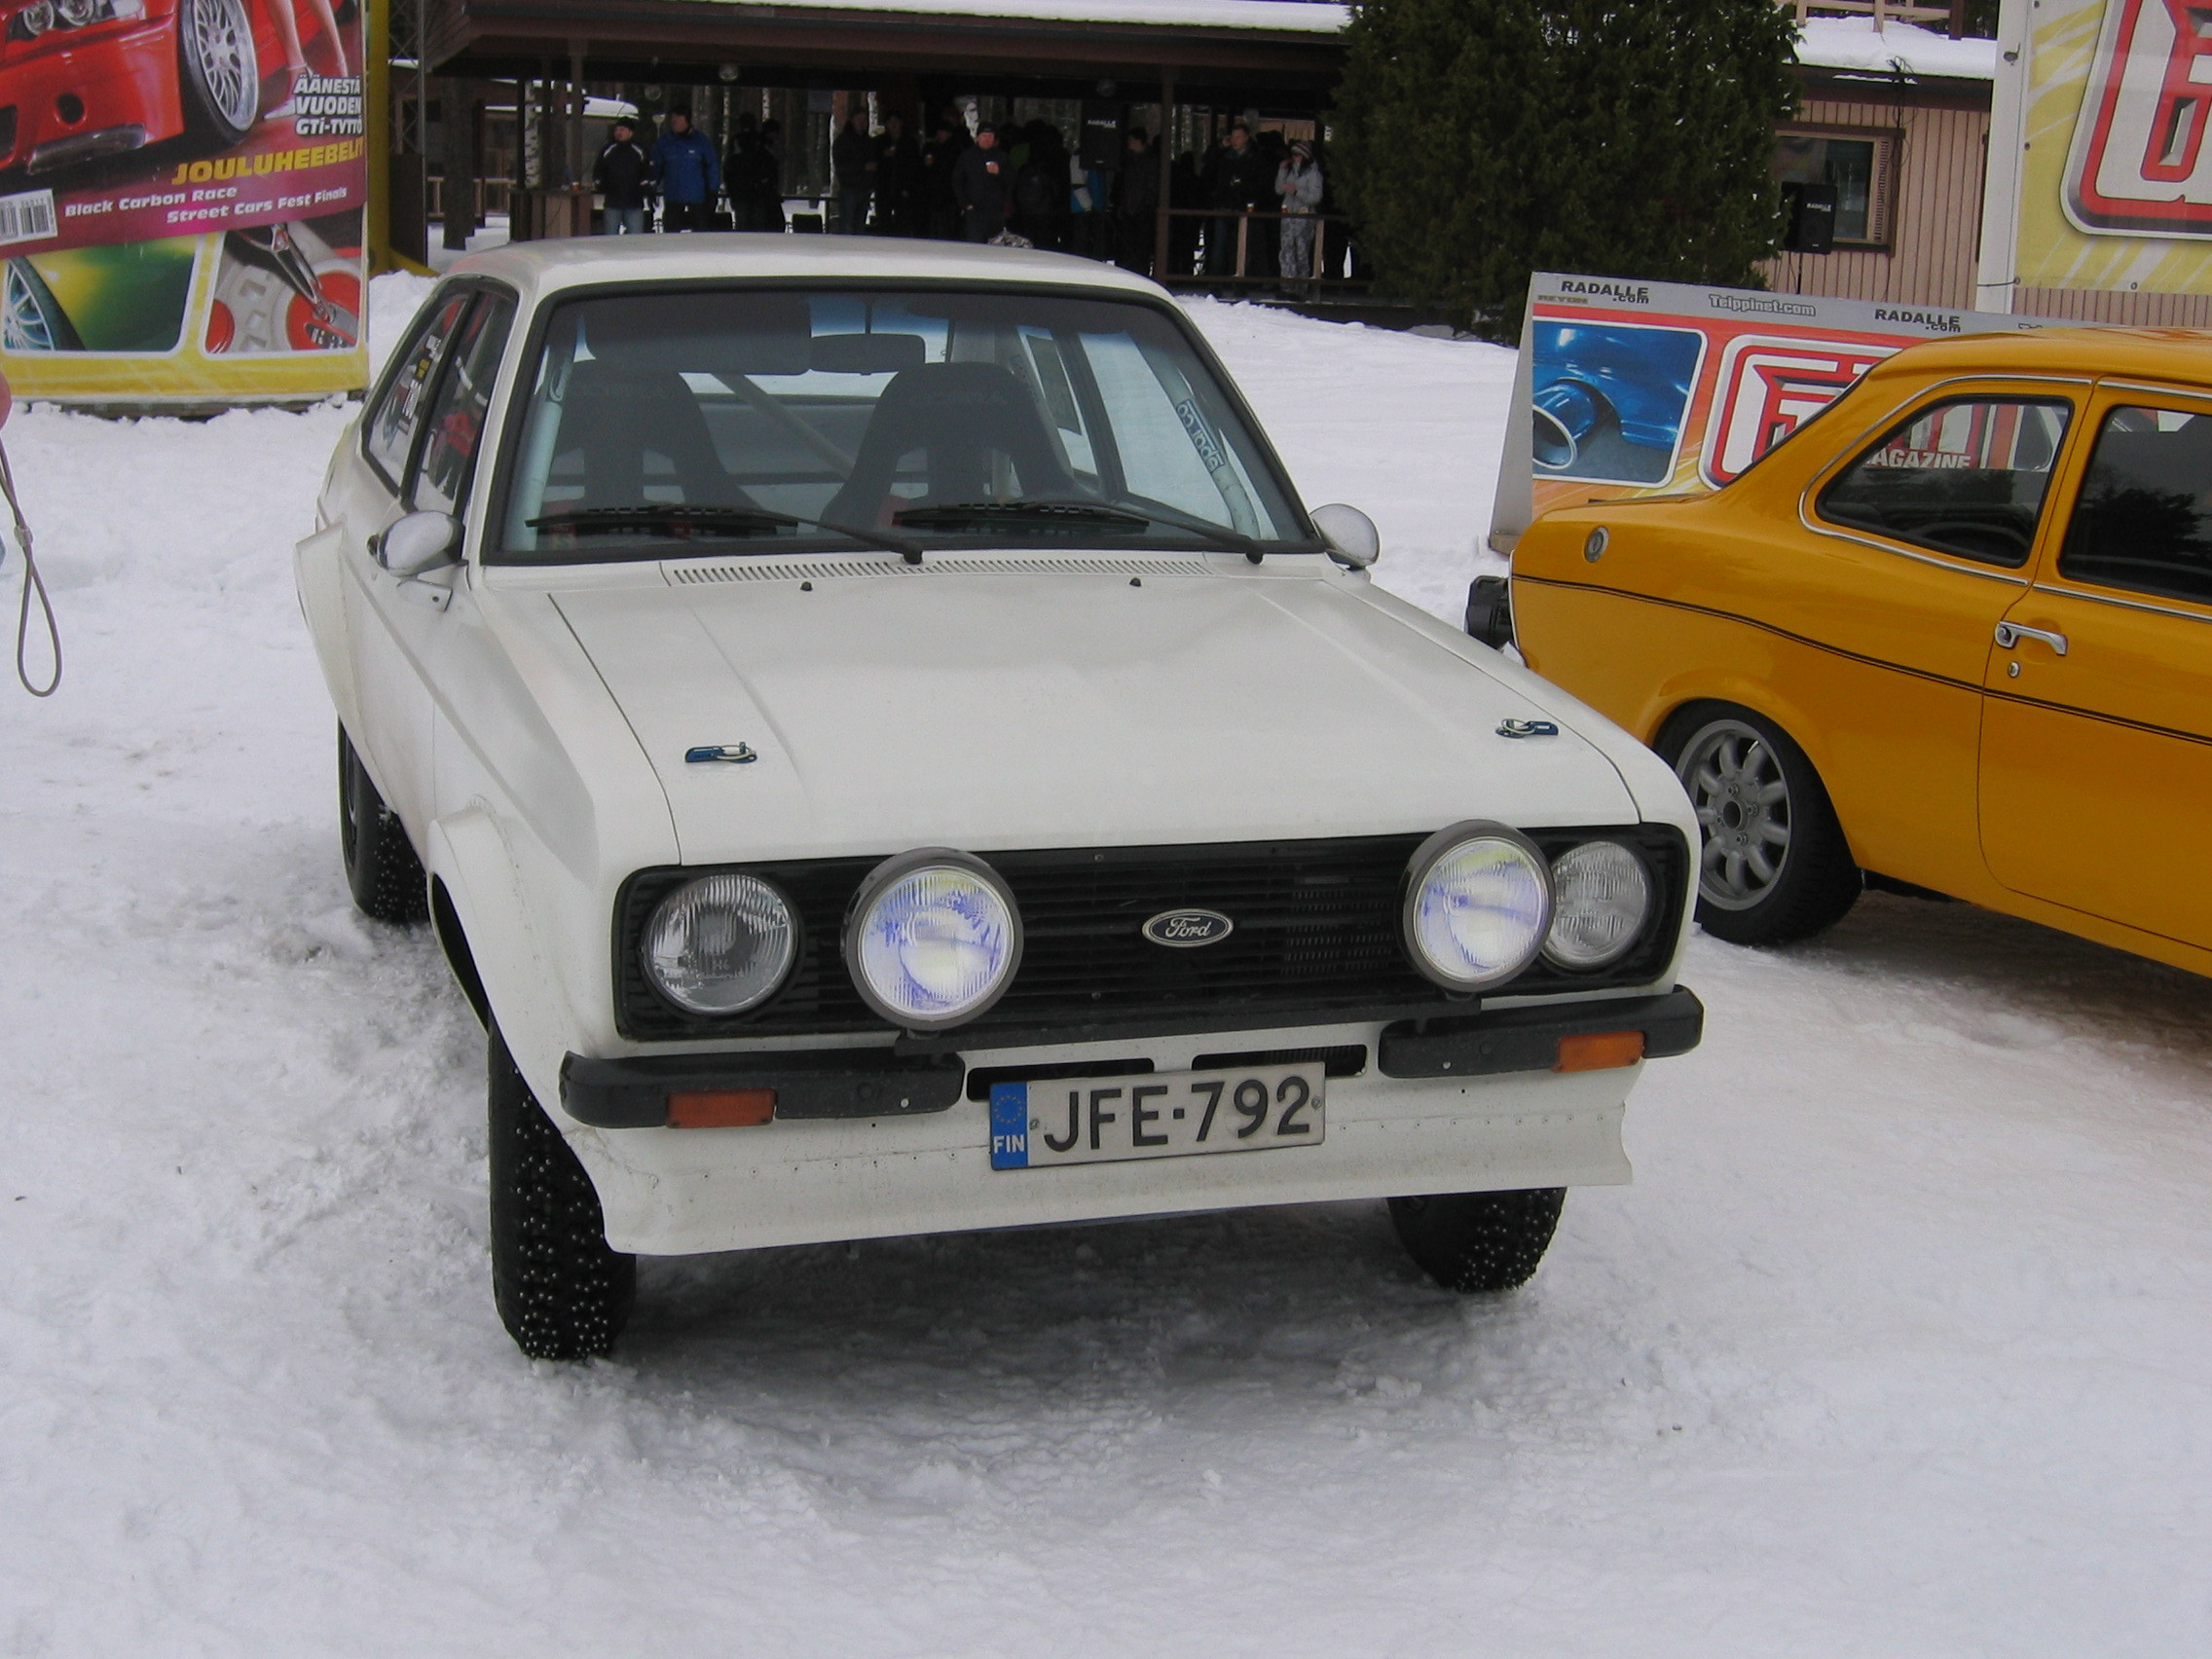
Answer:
[1487, 328, 2212, 977]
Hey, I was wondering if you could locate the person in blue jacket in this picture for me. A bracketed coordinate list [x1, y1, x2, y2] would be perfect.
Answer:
[652, 111, 721, 232]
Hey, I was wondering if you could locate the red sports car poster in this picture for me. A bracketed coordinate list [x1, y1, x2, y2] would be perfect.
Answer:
[0, 0, 366, 404]
[1489, 275, 2046, 553]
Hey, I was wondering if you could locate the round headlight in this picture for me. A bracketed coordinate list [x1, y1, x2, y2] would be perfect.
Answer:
[1543, 840, 1651, 969]
[844, 849, 1021, 1030]
[642, 872, 797, 1014]
[55, 0, 100, 25]
[1402, 821, 1552, 992]
[18, 0, 54, 32]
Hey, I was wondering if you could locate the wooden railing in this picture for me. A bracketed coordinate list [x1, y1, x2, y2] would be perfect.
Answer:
[1783, 0, 1970, 36]
[1152, 207, 1362, 288]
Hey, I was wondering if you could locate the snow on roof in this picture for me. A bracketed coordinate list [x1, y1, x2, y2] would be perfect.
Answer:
[684, 0, 1349, 30]
[1793, 17, 1997, 82]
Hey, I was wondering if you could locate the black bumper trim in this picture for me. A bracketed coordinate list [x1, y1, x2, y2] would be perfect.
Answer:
[1376, 987, 1704, 1079]
[560, 1049, 966, 1128]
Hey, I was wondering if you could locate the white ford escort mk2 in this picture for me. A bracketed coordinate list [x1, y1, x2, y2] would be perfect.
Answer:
[295, 238, 1703, 1359]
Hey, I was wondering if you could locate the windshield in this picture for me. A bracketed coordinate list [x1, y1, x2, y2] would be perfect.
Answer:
[494, 285, 1315, 562]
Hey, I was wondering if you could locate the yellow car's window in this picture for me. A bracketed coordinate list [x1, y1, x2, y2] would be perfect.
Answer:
[2058, 405, 2212, 608]
[1818, 396, 2073, 569]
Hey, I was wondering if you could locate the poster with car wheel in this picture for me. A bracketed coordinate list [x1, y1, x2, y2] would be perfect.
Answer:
[1487, 274, 2046, 553]
[0, 0, 364, 404]
[1976, 0, 2212, 303]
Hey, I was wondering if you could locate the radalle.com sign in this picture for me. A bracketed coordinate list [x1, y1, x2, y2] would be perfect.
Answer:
[0, 0, 368, 405]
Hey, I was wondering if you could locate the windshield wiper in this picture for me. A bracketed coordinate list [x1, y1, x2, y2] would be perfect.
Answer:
[892, 498, 1269, 560]
[528, 504, 922, 564]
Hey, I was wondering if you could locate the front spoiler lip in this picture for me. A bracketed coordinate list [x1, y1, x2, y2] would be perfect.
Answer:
[559, 985, 1705, 1129]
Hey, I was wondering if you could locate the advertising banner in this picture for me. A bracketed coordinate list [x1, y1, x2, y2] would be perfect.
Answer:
[1978, 0, 2212, 302]
[1489, 273, 2046, 552]
[0, 0, 367, 405]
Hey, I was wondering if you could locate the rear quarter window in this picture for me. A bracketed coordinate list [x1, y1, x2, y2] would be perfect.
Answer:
[1817, 396, 2073, 568]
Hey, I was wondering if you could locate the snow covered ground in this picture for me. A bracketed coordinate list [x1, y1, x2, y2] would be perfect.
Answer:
[2, 276, 2208, 1657]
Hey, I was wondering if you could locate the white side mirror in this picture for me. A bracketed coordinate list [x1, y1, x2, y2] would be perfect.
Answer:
[1310, 503, 1380, 569]
[377, 511, 461, 577]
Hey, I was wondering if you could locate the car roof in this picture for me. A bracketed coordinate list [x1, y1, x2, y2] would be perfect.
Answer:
[1873, 325, 2212, 387]
[446, 234, 1169, 306]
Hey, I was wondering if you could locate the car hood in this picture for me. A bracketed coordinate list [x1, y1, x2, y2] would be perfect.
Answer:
[550, 566, 1639, 864]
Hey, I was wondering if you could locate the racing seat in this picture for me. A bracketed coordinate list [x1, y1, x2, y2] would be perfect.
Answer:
[555, 366, 741, 512]
[823, 360, 1075, 529]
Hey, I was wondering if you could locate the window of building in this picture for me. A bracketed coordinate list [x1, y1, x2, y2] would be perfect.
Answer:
[1775, 129, 1897, 247]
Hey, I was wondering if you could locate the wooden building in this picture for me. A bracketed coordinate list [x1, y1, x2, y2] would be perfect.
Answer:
[398, 0, 2206, 322]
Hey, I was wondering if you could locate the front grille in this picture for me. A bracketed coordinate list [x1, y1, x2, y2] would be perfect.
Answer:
[614, 827, 1689, 1044]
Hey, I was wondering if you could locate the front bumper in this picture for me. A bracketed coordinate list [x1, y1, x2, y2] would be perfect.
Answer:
[559, 989, 1703, 1255]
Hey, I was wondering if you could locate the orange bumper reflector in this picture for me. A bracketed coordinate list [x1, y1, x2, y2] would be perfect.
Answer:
[667, 1088, 776, 1128]
[1555, 1030, 1645, 1073]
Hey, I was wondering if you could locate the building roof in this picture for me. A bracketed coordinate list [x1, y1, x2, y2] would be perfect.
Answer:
[1792, 17, 1997, 83]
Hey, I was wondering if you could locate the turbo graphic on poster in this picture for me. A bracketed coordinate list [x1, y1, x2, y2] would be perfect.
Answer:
[1490, 274, 2046, 551]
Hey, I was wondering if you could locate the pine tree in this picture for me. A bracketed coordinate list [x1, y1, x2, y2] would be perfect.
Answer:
[1335, 0, 1799, 338]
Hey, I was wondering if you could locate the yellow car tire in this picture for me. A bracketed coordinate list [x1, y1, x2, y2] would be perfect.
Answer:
[1658, 703, 1862, 948]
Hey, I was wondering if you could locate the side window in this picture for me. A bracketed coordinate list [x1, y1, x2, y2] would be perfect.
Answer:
[2058, 404, 2212, 607]
[412, 293, 516, 515]
[1818, 396, 2073, 568]
[363, 291, 472, 490]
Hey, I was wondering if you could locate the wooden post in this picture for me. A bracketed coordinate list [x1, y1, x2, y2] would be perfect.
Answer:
[569, 41, 587, 191]
[1155, 65, 1175, 279]
[441, 79, 476, 251]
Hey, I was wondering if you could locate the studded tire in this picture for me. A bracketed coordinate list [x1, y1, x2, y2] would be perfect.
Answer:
[339, 724, 428, 924]
[1389, 1188, 1566, 1294]
[1656, 702, 1862, 948]
[487, 1023, 636, 1361]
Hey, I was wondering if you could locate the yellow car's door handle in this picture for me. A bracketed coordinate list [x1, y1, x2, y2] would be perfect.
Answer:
[1995, 621, 2068, 657]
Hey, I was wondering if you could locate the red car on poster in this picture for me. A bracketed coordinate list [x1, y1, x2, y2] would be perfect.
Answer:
[0, 0, 298, 184]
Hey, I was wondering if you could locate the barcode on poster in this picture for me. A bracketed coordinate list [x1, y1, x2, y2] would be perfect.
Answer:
[0, 190, 56, 246]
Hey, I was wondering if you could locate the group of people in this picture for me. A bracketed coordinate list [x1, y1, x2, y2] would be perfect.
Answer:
[590, 110, 789, 236]
[588, 104, 1330, 284]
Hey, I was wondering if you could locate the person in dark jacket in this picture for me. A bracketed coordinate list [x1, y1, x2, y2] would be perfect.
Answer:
[952, 126, 1011, 242]
[873, 113, 923, 236]
[593, 119, 651, 236]
[722, 113, 775, 233]
[1012, 119, 1069, 251]
[652, 112, 720, 232]
[920, 117, 968, 240]
[1202, 120, 1272, 276]
[1112, 128, 1159, 274]
[832, 112, 875, 235]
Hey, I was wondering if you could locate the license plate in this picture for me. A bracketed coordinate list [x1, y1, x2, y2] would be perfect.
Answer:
[988, 1063, 1325, 1170]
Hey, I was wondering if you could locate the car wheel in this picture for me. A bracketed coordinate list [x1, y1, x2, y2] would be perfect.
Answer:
[176, 0, 261, 147]
[488, 1023, 636, 1361]
[1388, 1189, 1565, 1293]
[2, 260, 82, 352]
[338, 724, 428, 924]
[1660, 703, 1861, 946]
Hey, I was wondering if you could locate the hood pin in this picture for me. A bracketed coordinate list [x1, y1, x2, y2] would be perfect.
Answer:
[685, 743, 758, 764]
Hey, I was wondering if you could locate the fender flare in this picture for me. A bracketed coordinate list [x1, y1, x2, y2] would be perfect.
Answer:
[424, 807, 573, 1113]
